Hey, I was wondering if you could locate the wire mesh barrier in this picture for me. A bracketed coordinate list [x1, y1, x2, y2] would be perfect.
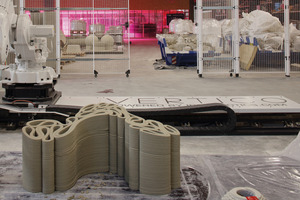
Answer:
[197, 0, 237, 76]
[288, 0, 300, 73]
[22, 0, 130, 75]
[197, 0, 300, 76]
[238, 0, 294, 74]
[18, 0, 300, 76]
[129, 10, 189, 38]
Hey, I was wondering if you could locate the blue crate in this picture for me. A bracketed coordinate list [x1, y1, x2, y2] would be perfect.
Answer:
[253, 51, 300, 67]
[165, 52, 197, 66]
[165, 51, 222, 66]
[158, 39, 167, 60]
[238, 36, 300, 67]
[157, 36, 199, 66]
[158, 34, 299, 68]
[157, 35, 221, 66]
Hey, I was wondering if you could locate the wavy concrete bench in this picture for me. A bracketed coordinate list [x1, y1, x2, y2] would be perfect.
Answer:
[22, 103, 180, 195]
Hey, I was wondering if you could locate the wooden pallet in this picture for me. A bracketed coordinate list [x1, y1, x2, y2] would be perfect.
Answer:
[85, 50, 124, 55]
[77, 52, 86, 57]
[62, 52, 86, 57]
[60, 60, 75, 65]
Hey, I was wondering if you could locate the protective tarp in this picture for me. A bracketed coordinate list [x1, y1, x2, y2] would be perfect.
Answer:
[241, 10, 283, 36]
[182, 155, 300, 200]
[280, 132, 300, 161]
[294, 37, 300, 52]
[163, 34, 197, 52]
[290, 25, 300, 52]
[169, 19, 194, 34]
[240, 10, 284, 51]
[202, 19, 223, 53]
[220, 10, 300, 52]
[169, 19, 179, 33]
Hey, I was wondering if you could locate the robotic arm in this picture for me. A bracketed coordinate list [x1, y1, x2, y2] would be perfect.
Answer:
[14, 14, 54, 68]
[0, 0, 59, 102]
[0, 0, 55, 67]
[0, 0, 17, 64]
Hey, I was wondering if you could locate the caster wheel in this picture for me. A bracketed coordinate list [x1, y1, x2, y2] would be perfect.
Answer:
[230, 73, 233, 77]
[125, 70, 130, 78]
[94, 70, 99, 78]
[235, 74, 239, 78]
[198, 74, 202, 78]
[286, 75, 290, 78]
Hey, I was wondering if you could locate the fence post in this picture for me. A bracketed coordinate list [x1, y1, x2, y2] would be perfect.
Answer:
[56, 0, 61, 76]
[233, 0, 240, 77]
[284, 0, 290, 77]
[197, 0, 203, 78]
[20, 0, 24, 14]
[92, 0, 95, 74]
[127, 0, 131, 76]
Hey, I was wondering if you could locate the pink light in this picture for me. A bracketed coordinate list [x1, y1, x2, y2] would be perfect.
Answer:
[124, 38, 157, 42]
[25, 10, 31, 16]
[60, 9, 189, 38]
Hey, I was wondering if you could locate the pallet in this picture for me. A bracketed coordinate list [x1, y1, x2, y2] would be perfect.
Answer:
[62, 52, 86, 57]
[85, 50, 124, 55]
[60, 60, 75, 65]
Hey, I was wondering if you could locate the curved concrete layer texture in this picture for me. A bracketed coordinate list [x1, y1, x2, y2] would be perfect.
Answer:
[22, 103, 181, 195]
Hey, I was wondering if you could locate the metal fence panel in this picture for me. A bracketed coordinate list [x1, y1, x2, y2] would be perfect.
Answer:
[197, 0, 237, 76]
[197, 0, 300, 76]
[238, 0, 286, 73]
[22, 0, 130, 75]
[288, 0, 300, 73]
[238, 0, 299, 74]
[93, 8, 130, 75]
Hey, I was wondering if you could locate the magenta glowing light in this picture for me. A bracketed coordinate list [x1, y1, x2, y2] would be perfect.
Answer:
[28, 9, 188, 38]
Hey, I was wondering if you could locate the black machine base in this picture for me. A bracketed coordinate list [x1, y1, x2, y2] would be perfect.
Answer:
[2, 83, 60, 102]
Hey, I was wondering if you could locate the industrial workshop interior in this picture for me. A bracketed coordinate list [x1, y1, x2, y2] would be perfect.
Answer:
[0, 0, 300, 199]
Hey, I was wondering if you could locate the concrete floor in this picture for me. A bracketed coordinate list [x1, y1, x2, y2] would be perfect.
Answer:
[55, 39, 300, 101]
[0, 129, 296, 156]
[0, 39, 300, 155]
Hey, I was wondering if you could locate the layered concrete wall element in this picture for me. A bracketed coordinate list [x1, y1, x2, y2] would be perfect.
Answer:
[22, 103, 181, 195]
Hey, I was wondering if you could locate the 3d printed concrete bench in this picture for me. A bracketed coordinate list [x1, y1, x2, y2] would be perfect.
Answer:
[22, 103, 180, 195]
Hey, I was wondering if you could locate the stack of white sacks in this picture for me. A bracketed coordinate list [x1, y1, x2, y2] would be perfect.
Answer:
[166, 10, 300, 53]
